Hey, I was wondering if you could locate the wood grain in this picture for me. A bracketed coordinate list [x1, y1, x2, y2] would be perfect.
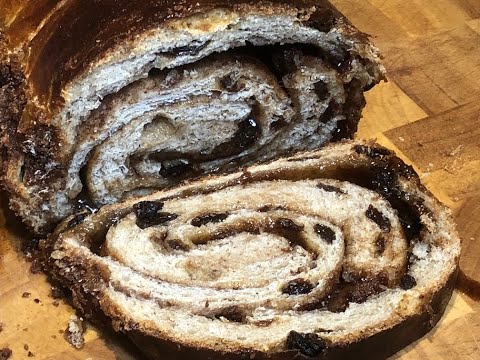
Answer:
[1, 0, 479, 358]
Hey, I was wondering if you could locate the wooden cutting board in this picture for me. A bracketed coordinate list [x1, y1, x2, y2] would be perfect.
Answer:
[1, 0, 480, 358]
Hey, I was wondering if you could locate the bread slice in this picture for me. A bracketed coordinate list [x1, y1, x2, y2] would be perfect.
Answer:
[0, 0, 385, 234]
[43, 140, 460, 360]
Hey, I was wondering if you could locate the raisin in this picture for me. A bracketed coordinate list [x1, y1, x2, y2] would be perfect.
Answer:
[286, 331, 327, 357]
[232, 118, 260, 151]
[366, 205, 391, 232]
[205, 117, 261, 160]
[313, 224, 336, 244]
[282, 279, 314, 295]
[169, 41, 211, 56]
[317, 183, 344, 194]
[191, 213, 229, 227]
[0, 348, 12, 360]
[400, 274, 417, 290]
[133, 201, 177, 229]
[313, 80, 329, 101]
[272, 218, 309, 252]
[133, 201, 164, 218]
[159, 159, 192, 178]
[275, 218, 304, 232]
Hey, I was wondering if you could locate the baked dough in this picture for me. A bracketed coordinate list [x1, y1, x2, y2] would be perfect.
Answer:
[44, 140, 460, 360]
[0, 0, 384, 234]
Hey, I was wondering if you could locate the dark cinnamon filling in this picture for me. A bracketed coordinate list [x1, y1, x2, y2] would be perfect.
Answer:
[325, 279, 386, 313]
[375, 235, 386, 255]
[366, 205, 391, 232]
[165, 239, 191, 251]
[257, 205, 288, 212]
[219, 72, 244, 92]
[213, 305, 247, 323]
[187, 215, 316, 255]
[66, 43, 370, 210]
[71, 152, 426, 313]
[269, 218, 314, 253]
[132, 116, 261, 180]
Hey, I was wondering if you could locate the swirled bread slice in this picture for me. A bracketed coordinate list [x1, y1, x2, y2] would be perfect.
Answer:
[43, 140, 460, 360]
[0, 0, 385, 234]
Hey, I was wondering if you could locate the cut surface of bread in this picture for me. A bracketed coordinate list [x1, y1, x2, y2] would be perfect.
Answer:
[0, 0, 385, 234]
[44, 140, 461, 360]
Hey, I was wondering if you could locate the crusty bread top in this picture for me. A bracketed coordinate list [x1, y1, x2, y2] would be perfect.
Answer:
[0, 0, 351, 112]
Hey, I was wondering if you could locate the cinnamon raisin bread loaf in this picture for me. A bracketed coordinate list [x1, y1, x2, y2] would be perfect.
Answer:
[43, 140, 460, 360]
[0, 0, 385, 234]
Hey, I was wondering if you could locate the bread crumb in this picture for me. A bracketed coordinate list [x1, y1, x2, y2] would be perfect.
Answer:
[0, 348, 12, 360]
[64, 315, 86, 349]
[22, 292, 31, 298]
